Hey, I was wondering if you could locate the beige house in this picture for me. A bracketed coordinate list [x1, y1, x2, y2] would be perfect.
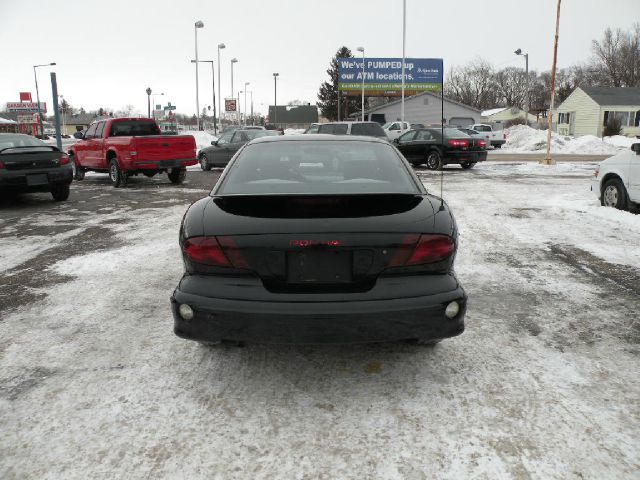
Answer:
[480, 107, 537, 126]
[555, 87, 640, 138]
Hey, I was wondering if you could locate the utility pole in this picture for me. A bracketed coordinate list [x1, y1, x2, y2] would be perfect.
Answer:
[542, 0, 561, 166]
[400, 0, 406, 133]
[273, 73, 279, 126]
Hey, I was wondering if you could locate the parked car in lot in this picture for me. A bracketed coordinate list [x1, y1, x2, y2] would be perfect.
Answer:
[171, 134, 466, 345]
[458, 127, 492, 145]
[394, 128, 487, 169]
[318, 121, 387, 140]
[382, 121, 411, 141]
[0, 133, 72, 201]
[68, 118, 197, 187]
[592, 143, 640, 210]
[198, 129, 279, 170]
[467, 123, 506, 148]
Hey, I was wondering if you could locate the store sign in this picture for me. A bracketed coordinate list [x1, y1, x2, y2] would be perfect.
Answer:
[7, 102, 47, 113]
[20, 92, 32, 102]
[225, 98, 237, 112]
[17, 114, 40, 124]
[338, 58, 443, 96]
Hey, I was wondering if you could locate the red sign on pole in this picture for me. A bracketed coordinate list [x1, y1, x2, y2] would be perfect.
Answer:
[225, 98, 237, 112]
[19, 92, 32, 102]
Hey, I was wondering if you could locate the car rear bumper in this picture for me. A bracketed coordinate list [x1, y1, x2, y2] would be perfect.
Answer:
[171, 274, 466, 344]
[490, 139, 506, 146]
[0, 166, 72, 191]
[133, 159, 197, 169]
[443, 151, 487, 164]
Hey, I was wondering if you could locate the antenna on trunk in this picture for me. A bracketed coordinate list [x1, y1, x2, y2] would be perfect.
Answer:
[439, 61, 445, 211]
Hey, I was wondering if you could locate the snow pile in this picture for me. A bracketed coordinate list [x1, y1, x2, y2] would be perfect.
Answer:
[603, 135, 636, 149]
[284, 128, 305, 135]
[184, 130, 217, 153]
[500, 125, 625, 155]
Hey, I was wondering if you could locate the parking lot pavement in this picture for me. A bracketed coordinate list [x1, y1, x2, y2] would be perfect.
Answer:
[1, 164, 639, 479]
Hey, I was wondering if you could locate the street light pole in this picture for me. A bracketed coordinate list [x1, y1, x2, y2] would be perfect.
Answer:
[33, 62, 56, 137]
[146, 87, 152, 118]
[515, 48, 530, 126]
[231, 58, 238, 125]
[273, 73, 279, 126]
[244, 82, 250, 126]
[250, 91, 254, 125]
[401, 0, 406, 133]
[217, 43, 226, 128]
[194, 20, 204, 130]
[357, 47, 365, 121]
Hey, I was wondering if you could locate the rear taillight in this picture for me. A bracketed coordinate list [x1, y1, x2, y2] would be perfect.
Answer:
[183, 236, 249, 268]
[594, 167, 599, 178]
[0, 160, 5, 169]
[389, 234, 455, 266]
[183, 237, 231, 267]
[406, 235, 455, 265]
[59, 154, 70, 165]
[448, 139, 469, 148]
[477, 140, 487, 148]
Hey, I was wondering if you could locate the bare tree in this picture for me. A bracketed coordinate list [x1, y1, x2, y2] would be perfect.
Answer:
[591, 23, 640, 87]
[445, 59, 497, 110]
[494, 67, 527, 108]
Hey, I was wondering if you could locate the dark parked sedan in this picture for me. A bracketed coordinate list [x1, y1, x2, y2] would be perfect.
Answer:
[171, 135, 466, 345]
[395, 128, 487, 169]
[198, 129, 279, 170]
[0, 133, 72, 201]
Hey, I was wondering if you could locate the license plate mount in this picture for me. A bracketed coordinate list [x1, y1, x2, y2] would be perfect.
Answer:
[287, 250, 352, 284]
[26, 174, 49, 186]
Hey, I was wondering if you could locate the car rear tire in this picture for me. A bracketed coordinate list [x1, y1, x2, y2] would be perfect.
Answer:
[109, 158, 127, 188]
[168, 167, 186, 184]
[602, 178, 627, 210]
[406, 338, 441, 347]
[200, 155, 211, 171]
[425, 151, 442, 170]
[51, 185, 70, 202]
[461, 161, 475, 169]
[71, 156, 85, 180]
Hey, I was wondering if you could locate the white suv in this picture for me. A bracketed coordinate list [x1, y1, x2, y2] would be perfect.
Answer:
[592, 143, 640, 210]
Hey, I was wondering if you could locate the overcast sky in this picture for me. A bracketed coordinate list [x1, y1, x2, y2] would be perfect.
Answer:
[1, 0, 638, 117]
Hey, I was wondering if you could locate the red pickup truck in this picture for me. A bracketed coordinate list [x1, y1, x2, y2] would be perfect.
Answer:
[68, 118, 197, 187]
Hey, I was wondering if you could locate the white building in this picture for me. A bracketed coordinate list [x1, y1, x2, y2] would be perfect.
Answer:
[480, 107, 537, 127]
[356, 92, 482, 127]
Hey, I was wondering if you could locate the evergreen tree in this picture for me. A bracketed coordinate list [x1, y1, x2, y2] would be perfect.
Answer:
[317, 46, 362, 121]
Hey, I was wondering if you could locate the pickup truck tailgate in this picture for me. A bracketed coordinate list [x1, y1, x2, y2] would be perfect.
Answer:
[134, 135, 196, 161]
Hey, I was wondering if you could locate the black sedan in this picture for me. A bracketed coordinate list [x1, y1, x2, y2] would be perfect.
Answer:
[171, 135, 466, 345]
[395, 128, 487, 169]
[198, 129, 279, 170]
[0, 133, 72, 201]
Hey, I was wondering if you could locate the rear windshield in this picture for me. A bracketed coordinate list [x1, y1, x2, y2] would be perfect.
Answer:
[473, 125, 491, 132]
[350, 123, 386, 137]
[0, 134, 50, 151]
[217, 140, 419, 195]
[110, 121, 160, 137]
[426, 128, 470, 138]
[318, 124, 348, 135]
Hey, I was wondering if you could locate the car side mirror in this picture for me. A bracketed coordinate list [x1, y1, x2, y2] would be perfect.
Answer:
[631, 143, 640, 154]
[73, 131, 84, 139]
[211, 140, 218, 146]
[393, 138, 399, 144]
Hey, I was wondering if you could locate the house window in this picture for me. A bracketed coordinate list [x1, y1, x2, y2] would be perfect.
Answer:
[635, 110, 640, 127]
[603, 111, 633, 127]
[558, 112, 570, 124]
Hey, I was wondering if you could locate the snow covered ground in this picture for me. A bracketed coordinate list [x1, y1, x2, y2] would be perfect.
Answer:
[498, 125, 636, 155]
[1, 164, 639, 479]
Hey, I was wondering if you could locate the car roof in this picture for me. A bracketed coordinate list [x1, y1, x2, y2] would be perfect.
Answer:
[248, 134, 391, 145]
